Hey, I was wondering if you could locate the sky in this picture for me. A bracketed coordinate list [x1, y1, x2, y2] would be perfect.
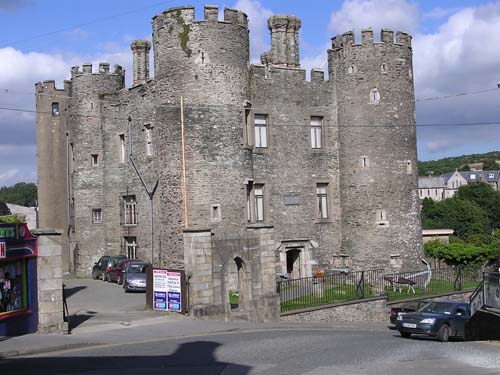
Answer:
[1, 0, 500, 186]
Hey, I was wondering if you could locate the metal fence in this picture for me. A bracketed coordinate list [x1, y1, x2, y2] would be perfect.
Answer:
[278, 266, 482, 313]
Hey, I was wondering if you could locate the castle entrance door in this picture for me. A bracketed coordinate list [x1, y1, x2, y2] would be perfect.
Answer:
[286, 249, 302, 280]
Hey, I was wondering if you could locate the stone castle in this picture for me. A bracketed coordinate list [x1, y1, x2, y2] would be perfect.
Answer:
[36, 6, 423, 319]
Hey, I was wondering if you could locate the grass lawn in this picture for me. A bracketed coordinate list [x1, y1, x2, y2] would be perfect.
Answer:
[229, 290, 239, 305]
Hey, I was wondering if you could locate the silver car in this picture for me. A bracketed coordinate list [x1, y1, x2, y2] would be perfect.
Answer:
[123, 262, 150, 293]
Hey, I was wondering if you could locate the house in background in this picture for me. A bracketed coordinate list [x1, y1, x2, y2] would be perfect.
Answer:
[418, 170, 500, 201]
[0, 202, 37, 229]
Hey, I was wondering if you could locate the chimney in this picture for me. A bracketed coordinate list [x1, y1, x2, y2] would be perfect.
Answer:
[268, 15, 301, 68]
[131, 40, 151, 86]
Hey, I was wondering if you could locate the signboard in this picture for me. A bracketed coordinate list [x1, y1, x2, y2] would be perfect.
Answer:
[152, 269, 183, 312]
[0, 242, 5, 258]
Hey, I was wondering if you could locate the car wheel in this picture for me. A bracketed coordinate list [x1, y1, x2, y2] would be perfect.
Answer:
[437, 324, 450, 342]
[400, 331, 411, 339]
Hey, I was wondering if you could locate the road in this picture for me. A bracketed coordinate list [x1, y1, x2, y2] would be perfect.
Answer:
[1, 278, 498, 374]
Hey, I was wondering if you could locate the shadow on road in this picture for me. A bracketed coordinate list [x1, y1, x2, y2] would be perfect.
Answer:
[68, 311, 97, 331]
[63, 285, 87, 298]
[0, 341, 252, 374]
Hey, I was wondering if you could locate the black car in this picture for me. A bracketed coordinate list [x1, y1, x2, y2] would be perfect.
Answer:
[395, 301, 470, 342]
[92, 255, 127, 280]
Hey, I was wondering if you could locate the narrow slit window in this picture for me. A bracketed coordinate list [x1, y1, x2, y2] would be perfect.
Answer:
[92, 208, 102, 224]
[144, 125, 153, 156]
[370, 89, 380, 104]
[91, 154, 98, 167]
[52, 102, 60, 116]
[119, 134, 126, 163]
[406, 160, 412, 174]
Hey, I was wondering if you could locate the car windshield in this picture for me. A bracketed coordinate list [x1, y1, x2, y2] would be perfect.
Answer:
[418, 302, 454, 315]
[128, 264, 147, 273]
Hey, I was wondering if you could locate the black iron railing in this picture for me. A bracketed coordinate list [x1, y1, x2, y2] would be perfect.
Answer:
[278, 266, 482, 313]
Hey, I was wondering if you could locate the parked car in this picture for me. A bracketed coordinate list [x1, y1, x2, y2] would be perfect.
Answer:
[107, 258, 135, 285]
[92, 255, 126, 281]
[395, 301, 471, 342]
[123, 261, 151, 293]
[389, 301, 428, 324]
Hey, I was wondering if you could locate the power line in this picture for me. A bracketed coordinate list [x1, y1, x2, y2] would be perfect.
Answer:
[0, 0, 177, 48]
[1, 85, 499, 111]
[1, 105, 500, 129]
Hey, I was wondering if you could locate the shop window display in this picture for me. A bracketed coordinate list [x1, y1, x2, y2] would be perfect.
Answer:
[0, 260, 27, 315]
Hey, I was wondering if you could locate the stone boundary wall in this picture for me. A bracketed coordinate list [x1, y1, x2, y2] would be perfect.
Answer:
[281, 297, 387, 322]
[281, 291, 474, 323]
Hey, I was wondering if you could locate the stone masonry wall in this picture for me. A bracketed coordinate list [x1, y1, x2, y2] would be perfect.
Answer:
[33, 229, 67, 333]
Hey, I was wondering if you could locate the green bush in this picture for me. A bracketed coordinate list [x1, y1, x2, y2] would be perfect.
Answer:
[424, 240, 498, 265]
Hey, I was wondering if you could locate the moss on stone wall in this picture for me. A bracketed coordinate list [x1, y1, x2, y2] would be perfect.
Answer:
[173, 10, 192, 58]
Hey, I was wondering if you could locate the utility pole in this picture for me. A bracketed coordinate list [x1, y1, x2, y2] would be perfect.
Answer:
[127, 116, 159, 266]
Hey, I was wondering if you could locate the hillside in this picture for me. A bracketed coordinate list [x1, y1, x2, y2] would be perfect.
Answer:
[418, 151, 500, 176]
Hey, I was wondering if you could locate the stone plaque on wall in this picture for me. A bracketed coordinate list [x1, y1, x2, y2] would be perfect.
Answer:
[284, 195, 301, 206]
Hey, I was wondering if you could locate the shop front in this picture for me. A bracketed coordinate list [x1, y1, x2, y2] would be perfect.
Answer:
[0, 223, 38, 336]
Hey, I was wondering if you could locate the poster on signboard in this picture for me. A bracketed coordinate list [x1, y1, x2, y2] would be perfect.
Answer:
[152, 269, 168, 311]
[167, 271, 182, 312]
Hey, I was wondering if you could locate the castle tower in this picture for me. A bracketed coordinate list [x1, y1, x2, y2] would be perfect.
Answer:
[267, 15, 301, 67]
[151, 5, 255, 310]
[69, 63, 125, 272]
[35, 80, 72, 272]
[131, 40, 151, 86]
[330, 29, 423, 270]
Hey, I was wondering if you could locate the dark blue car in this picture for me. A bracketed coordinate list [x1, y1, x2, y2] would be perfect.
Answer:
[395, 301, 470, 342]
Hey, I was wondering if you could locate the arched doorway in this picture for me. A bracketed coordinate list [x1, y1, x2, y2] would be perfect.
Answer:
[228, 257, 249, 311]
[286, 249, 301, 279]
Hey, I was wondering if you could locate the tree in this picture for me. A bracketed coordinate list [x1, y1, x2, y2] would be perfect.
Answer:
[482, 159, 499, 171]
[458, 164, 470, 171]
[0, 183, 37, 207]
[421, 197, 490, 240]
[456, 182, 500, 229]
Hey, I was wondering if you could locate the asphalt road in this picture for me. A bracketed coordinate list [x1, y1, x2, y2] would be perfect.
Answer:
[2, 278, 496, 374]
[2, 326, 500, 374]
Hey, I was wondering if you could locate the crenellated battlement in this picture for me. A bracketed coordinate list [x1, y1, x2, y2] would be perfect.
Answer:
[70, 63, 124, 78]
[35, 80, 71, 95]
[332, 29, 412, 50]
[152, 5, 248, 29]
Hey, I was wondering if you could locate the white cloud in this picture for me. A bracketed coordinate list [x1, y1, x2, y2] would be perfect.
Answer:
[329, 0, 419, 37]
[423, 7, 460, 20]
[233, 0, 273, 62]
[413, 3, 500, 157]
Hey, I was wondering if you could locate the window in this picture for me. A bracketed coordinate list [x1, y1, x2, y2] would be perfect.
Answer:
[489, 173, 495, 179]
[254, 115, 268, 148]
[254, 184, 265, 221]
[316, 183, 329, 219]
[246, 180, 253, 222]
[210, 204, 221, 222]
[310, 117, 323, 149]
[406, 160, 412, 174]
[125, 237, 137, 259]
[51, 102, 60, 116]
[91, 154, 98, 167]
[361, 156, 368, 168]
[119, 134, 126, 163]
[375, 210, 388, 225]
[381, 63, 387, 73]
[92, 208, 103, 224]
[144, 124, 153, 156]
[347, 66, 357, 74]
[370, 89, 380, 104]
[123, 195, 137, 225]
[470, 174, 476, 180]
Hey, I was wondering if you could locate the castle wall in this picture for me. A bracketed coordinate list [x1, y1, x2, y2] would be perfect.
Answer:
[250, 65, 341, 274]
[330, 30, 423, 270]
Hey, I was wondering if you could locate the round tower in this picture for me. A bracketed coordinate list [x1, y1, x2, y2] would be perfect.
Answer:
[330, 29, 423, 271]
[151, 6, 252, 281]
[152, 5, 249, 105]
[70, 63, 125, 273]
